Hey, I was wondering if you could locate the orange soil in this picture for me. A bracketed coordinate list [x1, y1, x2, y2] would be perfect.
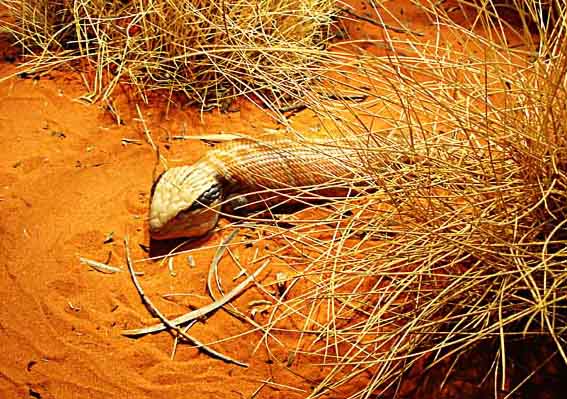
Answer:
[0, 1, 554, 398]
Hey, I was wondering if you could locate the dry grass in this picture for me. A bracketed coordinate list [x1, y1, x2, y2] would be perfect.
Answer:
[225, 1, 567, 397]
[2, 0, 339, 110]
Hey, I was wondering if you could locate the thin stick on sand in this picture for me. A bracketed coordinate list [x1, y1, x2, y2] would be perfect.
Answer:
[122, 239, 269, 336]
[123, 236, 248, 367]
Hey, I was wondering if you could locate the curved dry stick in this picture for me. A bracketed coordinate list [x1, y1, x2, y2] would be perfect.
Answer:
[122, 253, 268, 336]
[123, 237, 248, 366]
[207, 229, 239, 298]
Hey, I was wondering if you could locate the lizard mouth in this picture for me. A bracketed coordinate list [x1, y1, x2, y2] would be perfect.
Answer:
[149, 209, 220, 240]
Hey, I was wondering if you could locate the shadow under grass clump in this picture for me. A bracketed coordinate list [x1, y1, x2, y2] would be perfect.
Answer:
[403, 337, 567, 399]
[2, 0, 338, 109]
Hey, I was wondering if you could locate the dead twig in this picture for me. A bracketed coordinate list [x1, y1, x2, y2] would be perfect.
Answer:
[122, 252, 269, 336]
[207, 229, 240, 299]
[123, 237, 248, 367]
[80, 257, 123, 274]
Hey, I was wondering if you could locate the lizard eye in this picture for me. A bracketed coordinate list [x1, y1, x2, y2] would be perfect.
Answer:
[185, 183, 223, 212]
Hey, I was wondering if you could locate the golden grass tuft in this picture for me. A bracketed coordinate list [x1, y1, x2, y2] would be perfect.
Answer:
[231, 1, 567, 397]
[2, 0, 338, 108]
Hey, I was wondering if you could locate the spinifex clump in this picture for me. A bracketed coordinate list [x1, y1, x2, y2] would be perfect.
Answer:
[3, 0, 338, 108]
[237, 1, 567, 397]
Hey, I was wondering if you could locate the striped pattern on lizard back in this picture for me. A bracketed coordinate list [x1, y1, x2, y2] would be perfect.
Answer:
[149, 137, 365, 239]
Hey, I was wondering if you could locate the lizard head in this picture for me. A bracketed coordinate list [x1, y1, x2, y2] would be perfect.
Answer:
[148, 164, 225, 240]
